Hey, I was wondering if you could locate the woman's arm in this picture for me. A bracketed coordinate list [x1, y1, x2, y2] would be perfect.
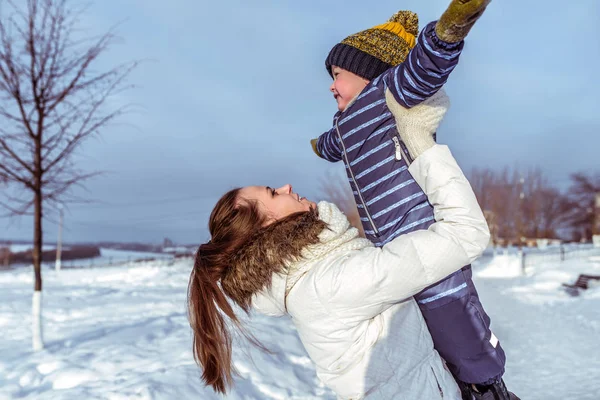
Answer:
[318, 144, 490, 322]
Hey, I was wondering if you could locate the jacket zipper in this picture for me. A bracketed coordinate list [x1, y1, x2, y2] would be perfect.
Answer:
[335, 119, 379, 237]
[392, 135, 413, 164]
[392, 136, 402, 161]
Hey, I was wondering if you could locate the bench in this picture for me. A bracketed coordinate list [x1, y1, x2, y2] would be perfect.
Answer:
[562, 274, 600, 296]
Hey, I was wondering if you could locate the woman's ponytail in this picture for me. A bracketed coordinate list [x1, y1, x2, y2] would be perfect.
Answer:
[187, 188, 266, 394]
[188, 242, 239, 393]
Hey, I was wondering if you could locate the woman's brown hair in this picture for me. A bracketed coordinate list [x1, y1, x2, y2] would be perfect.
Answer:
[187, 188, 263, 393]
[188, 188, 325, 394]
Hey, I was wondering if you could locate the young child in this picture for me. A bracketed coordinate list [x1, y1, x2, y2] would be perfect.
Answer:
[311, 1, 519, 399]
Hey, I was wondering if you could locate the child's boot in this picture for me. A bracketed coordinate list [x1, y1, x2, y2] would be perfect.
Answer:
[463, 379, 521, 400]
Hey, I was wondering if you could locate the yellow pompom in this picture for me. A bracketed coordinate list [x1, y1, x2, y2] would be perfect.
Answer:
[388, 10, 419, 37]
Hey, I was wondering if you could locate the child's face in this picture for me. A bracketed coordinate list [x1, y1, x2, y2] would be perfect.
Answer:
[330, 66, 369, 112]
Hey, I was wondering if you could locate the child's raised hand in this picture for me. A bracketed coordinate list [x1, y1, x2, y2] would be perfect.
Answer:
[435, 0, 491, 43]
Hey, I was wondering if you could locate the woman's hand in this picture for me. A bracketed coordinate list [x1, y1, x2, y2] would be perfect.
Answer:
[385, 88, 450, 165]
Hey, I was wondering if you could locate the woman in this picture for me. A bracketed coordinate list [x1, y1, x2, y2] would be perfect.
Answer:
[188, 91, 490, 399]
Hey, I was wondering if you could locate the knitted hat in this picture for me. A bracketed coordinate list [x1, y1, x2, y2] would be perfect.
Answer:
[326, 11, 419, 81]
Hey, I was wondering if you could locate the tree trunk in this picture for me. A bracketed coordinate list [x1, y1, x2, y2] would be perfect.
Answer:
[32, 178, 44, 350]
[33, 188, 43, 291]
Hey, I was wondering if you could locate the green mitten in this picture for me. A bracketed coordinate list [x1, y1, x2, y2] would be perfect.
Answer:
[435, 0, 491, 43]
[310, 138, 323, 158]
[385, 88, 450, 165]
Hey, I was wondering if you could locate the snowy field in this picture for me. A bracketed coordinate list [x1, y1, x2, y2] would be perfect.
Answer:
[1, 251, 599, 399]
[5, 248, 174, 270]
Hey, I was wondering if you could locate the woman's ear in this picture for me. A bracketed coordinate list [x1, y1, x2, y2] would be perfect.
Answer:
[262, 213, 278, 227]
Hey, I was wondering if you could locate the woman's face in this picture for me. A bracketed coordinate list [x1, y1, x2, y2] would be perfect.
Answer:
[238, 184, 316, 224]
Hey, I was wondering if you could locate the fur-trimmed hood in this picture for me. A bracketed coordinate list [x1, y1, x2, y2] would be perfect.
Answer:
[251, 201, 373, 316]
[221, 206, 325, 313]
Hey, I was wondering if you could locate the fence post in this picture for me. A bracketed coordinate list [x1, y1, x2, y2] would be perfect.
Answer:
[519, 248, 526, 276]
[560, 245, 565, 261]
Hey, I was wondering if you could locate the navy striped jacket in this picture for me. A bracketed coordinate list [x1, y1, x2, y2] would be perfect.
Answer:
[316, 22, 464, 245]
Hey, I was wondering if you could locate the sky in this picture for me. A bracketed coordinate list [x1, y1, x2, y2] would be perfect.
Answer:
[1, 0, 599, 245]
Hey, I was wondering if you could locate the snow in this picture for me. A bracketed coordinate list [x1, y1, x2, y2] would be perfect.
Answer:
[472, 251, 600, 399]
[162, 246, 194, 254]
[1, 250, 599, 399]
[7, 244, 56, 253]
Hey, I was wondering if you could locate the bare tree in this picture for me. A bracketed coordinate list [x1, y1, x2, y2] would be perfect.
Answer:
[482, 209, 499, 247]
[565, 172, 600, 240]
[0, 0, 137, 350]
[469, 166, 571, 245]
[317, 169, 365, 237]
[468, 166, 496, 212]
[520, 168, 570, 239]
[469, 166, 519, 244]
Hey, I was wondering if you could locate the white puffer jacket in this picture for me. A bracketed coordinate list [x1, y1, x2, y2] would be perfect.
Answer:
[253, 145, 490, 399]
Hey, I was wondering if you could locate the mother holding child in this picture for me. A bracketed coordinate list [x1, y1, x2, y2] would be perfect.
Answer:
[188, 0, 519, 399]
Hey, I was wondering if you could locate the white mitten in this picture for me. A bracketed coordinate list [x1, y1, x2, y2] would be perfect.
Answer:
[385, 88, 450, 164]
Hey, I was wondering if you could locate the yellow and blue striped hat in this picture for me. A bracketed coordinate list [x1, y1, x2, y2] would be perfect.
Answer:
[326, 11, 419, 80]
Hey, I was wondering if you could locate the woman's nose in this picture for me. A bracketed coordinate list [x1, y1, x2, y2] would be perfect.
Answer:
[330, 81, 336, 93]
[276, 184, 292, 194]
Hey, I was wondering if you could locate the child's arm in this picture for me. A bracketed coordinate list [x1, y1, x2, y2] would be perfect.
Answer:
[310, 126, 343, 162]
[387, 0, 491, 108]
[385, 21, 463, 109]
